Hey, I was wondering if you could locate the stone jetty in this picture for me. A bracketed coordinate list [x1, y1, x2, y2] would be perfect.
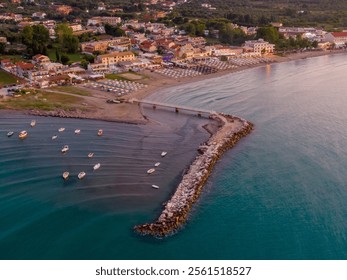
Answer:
[134, 113, 254, 237]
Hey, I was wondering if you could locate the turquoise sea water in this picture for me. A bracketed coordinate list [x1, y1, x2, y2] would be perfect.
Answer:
[2, 53, 347, 259]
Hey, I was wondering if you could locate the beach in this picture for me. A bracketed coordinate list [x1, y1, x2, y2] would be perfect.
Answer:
[1, 49, 344, 124]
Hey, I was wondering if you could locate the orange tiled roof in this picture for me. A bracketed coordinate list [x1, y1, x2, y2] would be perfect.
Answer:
[332, 32, 347, 37]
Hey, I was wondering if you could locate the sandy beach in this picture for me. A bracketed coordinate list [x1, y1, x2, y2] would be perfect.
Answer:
[128, 49, 347, 103]
[1, 49, 346, 123]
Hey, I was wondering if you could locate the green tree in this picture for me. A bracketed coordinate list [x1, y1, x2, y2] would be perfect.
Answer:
[55, 23, 79, 54]
[220, 24, 246, 45]
[64, 35, 79, 53]
[82, 53, 95, 63]
[22, 25, 33, 46]
[0, 42, 5, 54]
[256, 27, 279, 44]
[32, 25, 49, 55]
[104, 24, 126, 37]
[80, 59, 89, 69]
[22, 25, 49, 55]
[55, 48, 61, 62]
[61, 54, 70, 65]
[55, 23, 73, 45]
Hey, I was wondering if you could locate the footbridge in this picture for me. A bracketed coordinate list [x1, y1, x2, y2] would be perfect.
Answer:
[131, 99, 215, 117]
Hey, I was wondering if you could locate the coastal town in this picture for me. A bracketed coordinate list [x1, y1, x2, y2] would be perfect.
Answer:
[1, 0, 347, 101]
[3, 1, 347, 272]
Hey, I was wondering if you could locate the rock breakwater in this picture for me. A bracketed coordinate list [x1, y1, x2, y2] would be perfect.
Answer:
[134, 113, 254, 237]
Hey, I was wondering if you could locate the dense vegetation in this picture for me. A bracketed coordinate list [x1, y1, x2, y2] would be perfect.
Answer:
[176, 0, 347, 29]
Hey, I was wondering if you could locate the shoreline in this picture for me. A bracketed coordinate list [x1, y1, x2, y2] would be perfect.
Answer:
[127, 49, 347, 102]
[1, 49, 345, 124]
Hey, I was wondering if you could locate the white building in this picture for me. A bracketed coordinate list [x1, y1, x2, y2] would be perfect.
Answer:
[244, 39, 275, 54]
[324, 32, 347, 47]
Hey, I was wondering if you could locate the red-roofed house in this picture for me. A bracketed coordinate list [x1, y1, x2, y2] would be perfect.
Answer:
[32, 54, 51, 65]
[1, 59, 12, 68]
[16, 62, 35, 78]
[324, 32, 347, 47]
[140, 41, 157, 53]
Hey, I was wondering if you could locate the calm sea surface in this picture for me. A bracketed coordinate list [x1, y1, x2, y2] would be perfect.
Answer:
[1, 53, 347, 259]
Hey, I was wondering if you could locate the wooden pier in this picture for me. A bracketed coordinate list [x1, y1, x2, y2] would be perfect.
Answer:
[131, 99, 215, 117]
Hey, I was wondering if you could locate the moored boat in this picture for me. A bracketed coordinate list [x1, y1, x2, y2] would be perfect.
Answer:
[18, 130, 28, 139]
[78, 171, 86, 179]
[147, 168, 155, 174]
[61, 145, 69, 153]
[154, 162, 160, 167]
[30, 120, 36, 127]
[88, 152, 94, 158]
[151, 184, 160, 189]
[161, 151, 167, 157]
[97, 129, 103, 136]
[58, 127, 65, 132]
[93, 163, 101, 171]
[52, 135, 58, 140]
[7, 131, 14, 137]
[74, 129, 81, 134]
[62, 171, 69, 180]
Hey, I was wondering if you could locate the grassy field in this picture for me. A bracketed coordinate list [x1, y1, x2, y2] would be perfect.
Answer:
[105, 71, 148, 81]
[51, 86, 91, 96]
[105, 73, 130, 81]
[0, 70, 18, 87]
[47, 49, 83, 63]
[2, 91, 84, 111]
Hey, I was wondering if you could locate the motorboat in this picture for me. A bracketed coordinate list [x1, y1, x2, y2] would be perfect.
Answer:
[30, 120, 36, 127]
[19, 130, 28, 139]
[154, 162, 160, 167]
[97, 129, 103, 136]
[147, 168, 155, 174]
[62, 171, 69, 180]
[161, 151, 167, 157]
[7, 131, 14, 137]
[58, 127, 65, 132]
[151, 185, 160, 189]
[61, 145, 69, 153]
[93, 163, 101, 171]
[78, 171, 86, 179]
[88, 152, 94, 158]
[52, 135, 58, 140]
[74, 129, 81, 134]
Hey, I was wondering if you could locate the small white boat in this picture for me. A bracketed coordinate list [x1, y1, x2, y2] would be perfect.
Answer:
[19, 130, 28, 139]
[93, 163, 101, 171]
[52, 135, 58, 140]
[161, 151, 167, 157]
[97, 129, 103, 136]
[7, 131, 14, 137]
[147, 168, 155, 174]
[151, 184, 160, 189]
[88, 152, 94, 158]
[62, 171, 69, 180]
[58, 127, 65, 132]
[78, 171, 86, 179]
[61, 145, 69, 153]
[30, 120, 36, 127]
[74, 129, 81, 134]
[154, 162, 160, 167]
